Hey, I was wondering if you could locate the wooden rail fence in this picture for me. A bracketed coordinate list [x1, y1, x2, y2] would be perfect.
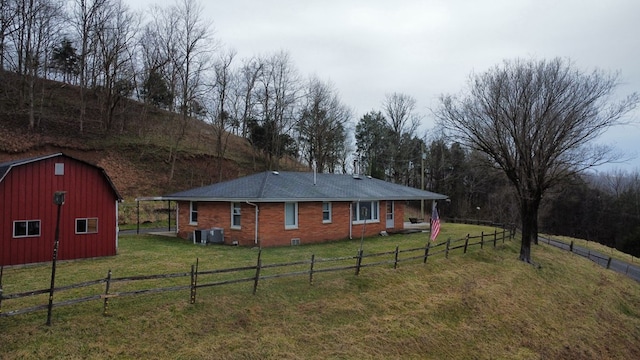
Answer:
[1, 227, 514, 324]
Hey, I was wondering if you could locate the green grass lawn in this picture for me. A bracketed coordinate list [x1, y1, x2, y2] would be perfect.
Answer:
[2, 223, 640, 359]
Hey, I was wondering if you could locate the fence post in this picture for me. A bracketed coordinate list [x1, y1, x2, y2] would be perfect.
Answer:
[445, 238, 451, 259]
[394, 245, 399, 269]
[493, 229, 497, 248]
[309, 254, 315, 285]
[481, 231, 484, 249]
[136, 200, 140, 235]
[103, 269, 112, 316]
[423, 241, 431, 264]
[570, 241, 574, 252]
[606, 257, 612, 269]
[253, 250, 262, 295]
[355, 249, 363, 276]
[190, 258, 199, 304]
[463, 234, 469, 254]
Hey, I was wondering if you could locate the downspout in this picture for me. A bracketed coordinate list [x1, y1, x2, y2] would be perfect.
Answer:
[246, 201, 259, 246]
[349, 202, 353, 239]
[175, 202, 180, 234]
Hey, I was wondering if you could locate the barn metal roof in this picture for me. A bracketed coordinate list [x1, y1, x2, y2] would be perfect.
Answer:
[0, 153, 122, 200]
[162, 171, 448, 203]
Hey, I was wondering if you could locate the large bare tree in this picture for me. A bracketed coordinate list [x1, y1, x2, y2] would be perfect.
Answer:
[437, 57, 638, 263]
[206, 48, 236, 181]
[93, 0, 137, 131]
[298, 76, 351, 173]
[10, 0, 63, 129]
[144, 0, 214, 180]
[254, 51, 300, 170]
[382, 92, 420, 182]
[72, 0, 109, 133]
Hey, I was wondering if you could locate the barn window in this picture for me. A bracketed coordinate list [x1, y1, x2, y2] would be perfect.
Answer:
[322, 202, 332, 223]
[13, 220, 41, 238]
[352, 201, 379, 223]
[54, 163, 64, 175]
[76, 218, 98, 234]
[285, 202, 298, 229]
[231, 202, 241, 228]
[190, 201, 198, 224]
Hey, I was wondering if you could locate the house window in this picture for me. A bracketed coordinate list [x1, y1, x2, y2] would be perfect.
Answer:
[54, 163, 64, 175]
[352, 201, 379, 223]
[322, 202, 332, 223]
[190, 202, 198, 224]
[76, 218, 98, 234]
[13, 220, 41, 238]
[231, 202, 241, 228]
[285, 202, 298, 229]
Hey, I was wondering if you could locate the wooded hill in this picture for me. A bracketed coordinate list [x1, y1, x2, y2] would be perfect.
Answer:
[0, 70, 303, 199]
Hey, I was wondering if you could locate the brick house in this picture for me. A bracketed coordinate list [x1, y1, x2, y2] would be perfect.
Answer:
[162, 171, 447, 247]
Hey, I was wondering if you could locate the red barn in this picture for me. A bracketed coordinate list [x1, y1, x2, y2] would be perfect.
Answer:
[1, 153, 122, 266]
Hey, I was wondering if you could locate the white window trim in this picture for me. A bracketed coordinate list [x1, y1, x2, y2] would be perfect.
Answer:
[285, 202, 298, 230]
[231, 202, 241, 229]
[13, 219, 41, 238]
[75, 218, 99, 234]
[322, 202, 332, 223]
[189, 201, 198, 225]
[352, 201, 380, 224]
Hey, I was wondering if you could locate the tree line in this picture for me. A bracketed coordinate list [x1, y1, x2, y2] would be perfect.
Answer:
[2, 1, 638, 258]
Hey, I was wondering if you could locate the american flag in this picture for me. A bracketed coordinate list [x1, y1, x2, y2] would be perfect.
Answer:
[430, 205, 441, 241]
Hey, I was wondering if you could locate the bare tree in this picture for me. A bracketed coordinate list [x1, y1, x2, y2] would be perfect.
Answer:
[205, 48, 235, 181]
[437, 57, 639, 263]
[298, 76, 351, 173]
[72, 0, 109, 133]
[236, 56, 263, 137]
[0, 0, 19, 71]
[9, 0, 63, 129]
[254, 50, 300, 170]
[382, 92, 420, 182]
[93, 0, 137, 131]
[167, 0, 214, 180]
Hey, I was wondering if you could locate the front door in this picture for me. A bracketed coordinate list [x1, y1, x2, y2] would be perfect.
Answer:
[386, 201, 394, 228]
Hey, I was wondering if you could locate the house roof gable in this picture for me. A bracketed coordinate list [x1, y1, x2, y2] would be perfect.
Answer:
[163, 171, 448, 202]
[0, 153, 122, 200]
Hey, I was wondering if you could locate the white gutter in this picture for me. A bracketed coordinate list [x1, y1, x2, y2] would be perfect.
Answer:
[246, 201, 259, 245]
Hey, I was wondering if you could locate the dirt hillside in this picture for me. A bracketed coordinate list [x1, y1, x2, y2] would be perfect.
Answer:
[0, 71, 303, 200]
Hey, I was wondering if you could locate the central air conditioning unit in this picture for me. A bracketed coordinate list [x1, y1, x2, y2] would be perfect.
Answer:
[193, 229, 209, 245]
[207, 227, 224, 244]
[194, 228, 224, 245]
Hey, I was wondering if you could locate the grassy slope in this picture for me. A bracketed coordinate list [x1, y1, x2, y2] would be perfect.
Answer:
[1, 224, 640, 359]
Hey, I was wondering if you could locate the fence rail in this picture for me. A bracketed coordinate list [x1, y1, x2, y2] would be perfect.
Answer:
[518, 233, 640, 282]
[1, 227, 515, 324]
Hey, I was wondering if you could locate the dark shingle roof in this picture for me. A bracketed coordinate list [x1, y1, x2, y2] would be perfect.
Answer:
[163, 171, 448, 202]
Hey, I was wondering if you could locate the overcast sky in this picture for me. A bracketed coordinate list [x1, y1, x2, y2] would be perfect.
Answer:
[132, 0, 640, 171]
